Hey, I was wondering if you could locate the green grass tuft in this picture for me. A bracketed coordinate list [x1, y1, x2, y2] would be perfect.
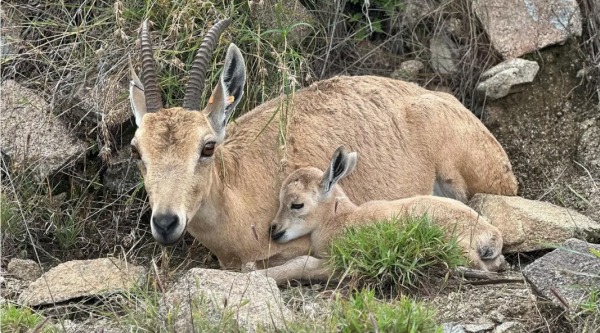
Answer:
[0, 303, 56, 333]
[334, 289, 442, 333]
[327, 214, 467, 292]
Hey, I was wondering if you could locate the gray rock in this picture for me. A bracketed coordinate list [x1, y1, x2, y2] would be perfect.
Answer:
[103, 146, 142, 194]
[160, 268, 292, 333]
[477, 59, 539, 100]
[463, 322, 495, 332]
[494, 321, 523, 333]
[391, 60, 424, 81]
[430, 35, 459, 75]
[469, 194, 600, 253]
[473, 0, 582, 59]
[71, 74, 132, 128]
[522, 238, 600, 309]
[248, 0, 313, 47]
[18, 258, 145, 306]
[577, 121, 600, 173]
[443, 322, 466, 333]
[7, 259, 41, 282]
[0, 80, 87, 179]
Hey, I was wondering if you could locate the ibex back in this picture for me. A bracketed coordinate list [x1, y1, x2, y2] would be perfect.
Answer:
[128, 19, 517, 271]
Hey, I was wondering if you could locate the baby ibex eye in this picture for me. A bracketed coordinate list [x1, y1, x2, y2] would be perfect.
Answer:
[201, 142, 216, 157]
[291, 203, 304, 210]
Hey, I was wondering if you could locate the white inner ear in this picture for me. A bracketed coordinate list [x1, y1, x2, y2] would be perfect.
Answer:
[129, 79, 147, 127]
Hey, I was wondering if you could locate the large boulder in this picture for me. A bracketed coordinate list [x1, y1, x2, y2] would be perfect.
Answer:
[160, 268, 292, 333]
[18, 258, 145, 306]
[473, 0, 582, 59]
[522, 238, 600, 309]
[468, 194, 600, 253]
[0, 80, 87, 179]
[476, 59, 540, 100]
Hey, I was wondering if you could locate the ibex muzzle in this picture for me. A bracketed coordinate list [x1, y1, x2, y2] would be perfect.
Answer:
[128, 19, 246, 246]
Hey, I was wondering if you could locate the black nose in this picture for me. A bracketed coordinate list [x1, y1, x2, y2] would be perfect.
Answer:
[270, 225, 285, 241]
[269, 225, 277, 235]
[152, 213, 179, 234]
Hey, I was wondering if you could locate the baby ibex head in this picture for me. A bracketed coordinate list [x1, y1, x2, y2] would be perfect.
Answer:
[270, 146, 357, 243]
[129, 19, 246, 246]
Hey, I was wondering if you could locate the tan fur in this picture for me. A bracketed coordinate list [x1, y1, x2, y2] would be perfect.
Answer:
[270, 167, 506, 274]
[133, 75, 517, 270]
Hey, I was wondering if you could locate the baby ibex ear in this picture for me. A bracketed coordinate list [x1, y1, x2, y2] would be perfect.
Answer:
[205, 43, 246, 142]
[320, 146, 358, 195]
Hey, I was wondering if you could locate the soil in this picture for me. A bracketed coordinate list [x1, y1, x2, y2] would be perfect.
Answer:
[483, 41, 600, 222]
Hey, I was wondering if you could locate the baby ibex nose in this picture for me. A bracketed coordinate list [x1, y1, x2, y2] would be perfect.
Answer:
[152, 213, 179, 233]
[269, 224, 278, 234]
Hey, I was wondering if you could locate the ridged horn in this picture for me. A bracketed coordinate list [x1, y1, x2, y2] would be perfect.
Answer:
[182, 19, 231, 111]
[140, 19, 162, 113]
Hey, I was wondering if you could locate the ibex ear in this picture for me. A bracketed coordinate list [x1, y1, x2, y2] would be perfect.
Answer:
[129, 58, 147, 127]
[320, 146, 358, 195]
[205, 43, 246, 141]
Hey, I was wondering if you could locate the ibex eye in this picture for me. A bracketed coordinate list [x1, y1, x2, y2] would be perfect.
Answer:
[201, 142, 216, 157]
[291, 203, 304, 210]
[131, 146, 141, 160]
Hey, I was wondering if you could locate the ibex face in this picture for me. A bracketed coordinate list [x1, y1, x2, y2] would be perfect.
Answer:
[271, 147, 357, 243]
[128, 19, 246, 245]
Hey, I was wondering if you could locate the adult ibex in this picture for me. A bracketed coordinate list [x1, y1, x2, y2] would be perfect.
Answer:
[128, 19, 517, 277]
[264, 146, 505, 283]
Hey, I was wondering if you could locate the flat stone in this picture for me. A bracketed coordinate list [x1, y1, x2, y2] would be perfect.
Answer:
[443, 322, 466, 333]
[160, 268, 292, 333]
[430, 35, 459, 75]
[477, 59, 539, 100]
[473, 0, 582, 59]
[7, 259, 41, 282]
[469, 194, 600, 253]
[522, 238, 600, 309]
[0, 80, 87, 179]
[464, 322, 495, 332]
[494, 321, 523, 333]
[18, 258, 145, 307]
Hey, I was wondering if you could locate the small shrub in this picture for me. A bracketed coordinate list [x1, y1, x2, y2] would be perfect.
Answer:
[0, 303, 55, 333]
[334, 289, 441, 333]
[327, 214, 466, 292]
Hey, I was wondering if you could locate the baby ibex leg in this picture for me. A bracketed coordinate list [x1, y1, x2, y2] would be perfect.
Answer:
[252, 255, 334, 286]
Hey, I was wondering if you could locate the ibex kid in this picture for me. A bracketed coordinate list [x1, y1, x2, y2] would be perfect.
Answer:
[269, 146, 506, 272]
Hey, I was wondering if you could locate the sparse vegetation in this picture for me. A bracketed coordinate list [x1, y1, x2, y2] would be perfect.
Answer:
[573, 289, 600, 333]
[327, 214, 466, 293]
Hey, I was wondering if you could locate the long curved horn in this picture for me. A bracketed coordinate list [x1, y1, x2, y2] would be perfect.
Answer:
[182, 19, 231, 111]
[140, 19, 163, 113]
